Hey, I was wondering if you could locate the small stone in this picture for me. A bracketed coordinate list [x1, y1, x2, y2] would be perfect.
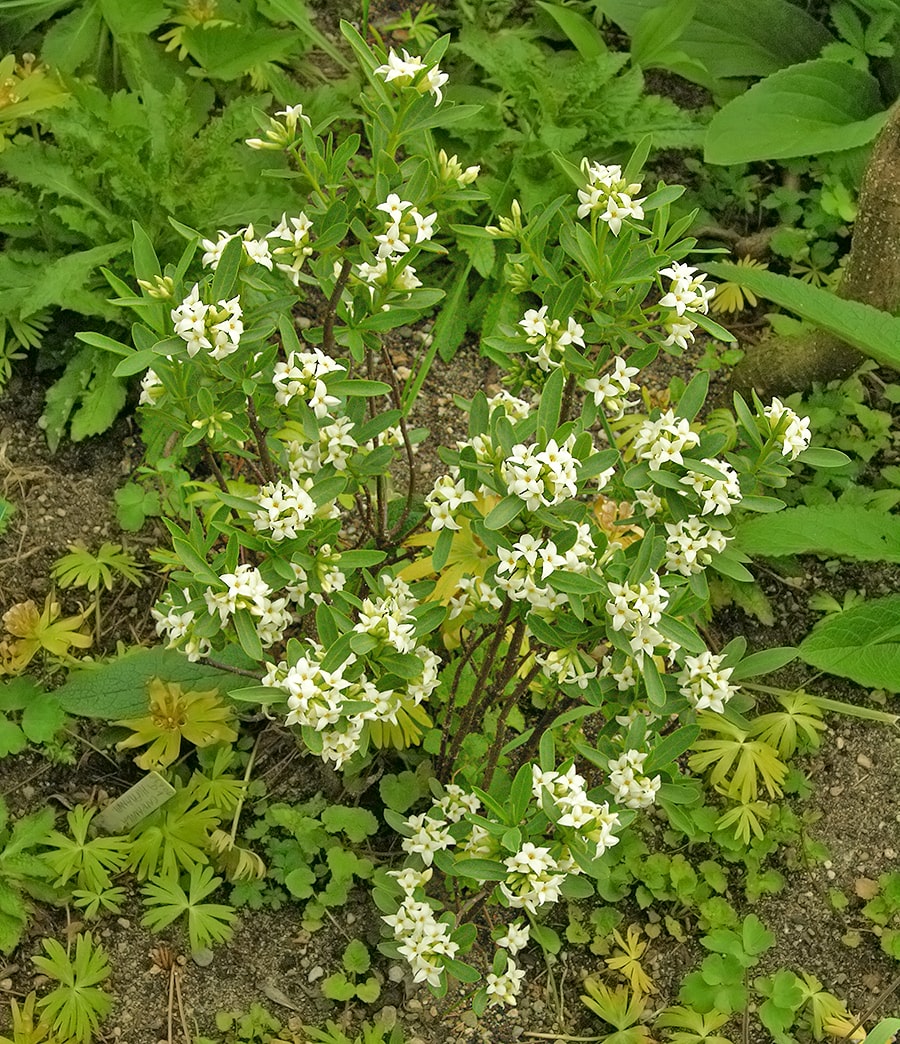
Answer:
[0, 978, 12, 990]
[886, 848, 897, 859]
[192, 948, 214, 967]
[307, 966, 324, 983]
[857, 753, 874, 770]
[836, 737, 845, 749]
[829, 786, 844, 796]
[406, 998, 423, 1012]
[346, 912, 356, 925]
[388, 964, 405, 983]
[116, 918, 131, 929]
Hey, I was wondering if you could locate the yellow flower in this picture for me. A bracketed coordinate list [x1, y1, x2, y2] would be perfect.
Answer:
[116, 678, 237, 770]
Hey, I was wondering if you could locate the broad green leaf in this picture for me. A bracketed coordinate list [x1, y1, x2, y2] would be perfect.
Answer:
[799, 595, 900, 692]
[53, 648, 254, 718]
[596, 0, 832, 81]
[705, 261, 900, 370]
[735, 506, 900, 562]
[705, 59, 886, 164]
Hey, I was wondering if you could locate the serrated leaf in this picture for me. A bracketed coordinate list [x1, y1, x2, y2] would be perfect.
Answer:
[799, 595, 900, 692]
[704, 261, 900, 370]
[735, 505, 900, 562]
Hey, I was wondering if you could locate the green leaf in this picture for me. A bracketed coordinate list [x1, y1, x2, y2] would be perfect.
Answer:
[597, 0, 832, 81]
[20, 693, 66, 744]
[321, 806, 378, 843]
[536, 2, 607, 59]
[0, 717, 27, 757]
[706, 59, 886, 165]
[210, 235, 244, 301]
[54, 648, 253, 718]
[735, 506, 900, 562]
[484, 495, 526, 530]
[799, 595, 900, 692]
[730, 647, 797, 681]
[342, 938, 371, 975]
[705, 262, 900, 371]
[70, 352, 127, 442]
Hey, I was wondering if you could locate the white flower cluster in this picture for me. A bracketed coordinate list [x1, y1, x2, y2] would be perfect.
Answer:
[151, 588, 207, 661]
[448, 575, 503, 621]
[373, 192, 437, 260]
[353, 576, 420, 655]
[268, 212, 314, 285]
[272, 347, 344, 413]
[501, 435, 586, 511]
[251, 479, 317, 541]
[658, 262, 715, 351]
[532, 764, 621, 852]
[584, 357, 640, 419]
[576, 160, 645, 235]
[200, 212, 314, 286]
[201, 224, 273, 272]
[374, 49, 449, 105]
[286, 415, 358, 476]
[139, 368, 164, 406]
[383, 868, 459, 988]
[500, 842, 567, 912]
[487, 388, 533, 420]
[632, 409, 700, 470]
[205, 564, 292, 648]
[606, 573, 670, 663]
[765, 397, 812, 460]
[437, 148, 480, 186]
[401, 812, 456, 865]
[663, 517, 729, 577]
[424, 472, 476, 531]
[284, 547, 346, 610]
[170, 284, 243, 361]
[518, 305, 585, 372]
[682, 458, 742, 516]
[245, 103, 311, 150]
[607, 750, 661, 810]
[678, 650, 738, 714]
[436, 784, 481, 822]
[495, 525, 595, 613]
[537, 648, 598, 690]
[485, 959, 527, 1007]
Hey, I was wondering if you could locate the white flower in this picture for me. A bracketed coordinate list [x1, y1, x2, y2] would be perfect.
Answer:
[764, 398, 811, 460]
[679, 649, 738, 714]
[497, 921, 530, 955]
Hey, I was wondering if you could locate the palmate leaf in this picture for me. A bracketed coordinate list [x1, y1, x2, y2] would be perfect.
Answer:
[127, 788, 220, 881]
[44, 806, 130, 892]
[689, 716, 787, 802]
[141, 865, 236, 954]
[32, 933, 111, 1044]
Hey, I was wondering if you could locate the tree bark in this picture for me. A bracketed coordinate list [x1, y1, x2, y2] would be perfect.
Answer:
[731, 101, 900, 398]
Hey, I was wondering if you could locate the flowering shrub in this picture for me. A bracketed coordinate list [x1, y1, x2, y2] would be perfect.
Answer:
[104, 21, 841, 1015]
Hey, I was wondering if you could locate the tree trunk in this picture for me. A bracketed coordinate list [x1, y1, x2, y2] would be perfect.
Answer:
[731, 101, 900, 399]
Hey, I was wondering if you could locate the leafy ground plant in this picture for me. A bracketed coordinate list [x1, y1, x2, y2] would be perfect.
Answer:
[31, 932, 112, 1044]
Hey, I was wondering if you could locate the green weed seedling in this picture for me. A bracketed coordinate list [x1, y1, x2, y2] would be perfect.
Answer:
[51, 541, 144, 642]
[0, 797, 55, 954]
[321, 939, 381, 1004]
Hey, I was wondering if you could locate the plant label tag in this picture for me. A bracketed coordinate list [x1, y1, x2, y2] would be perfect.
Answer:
[94, 771, 175, 834]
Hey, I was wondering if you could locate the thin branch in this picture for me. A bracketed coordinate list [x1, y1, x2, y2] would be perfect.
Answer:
[197, 656, 261, 680]
[246, 395, 276, 484]
[324, 258, 352, 355]
[201, 442, 228, 492]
